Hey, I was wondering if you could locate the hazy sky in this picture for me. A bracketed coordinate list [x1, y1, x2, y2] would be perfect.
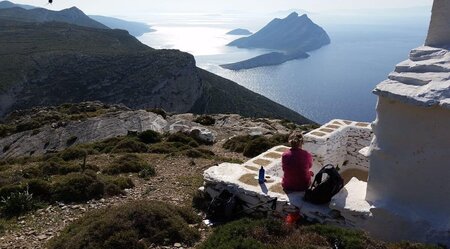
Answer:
[13, 0, 433, 15]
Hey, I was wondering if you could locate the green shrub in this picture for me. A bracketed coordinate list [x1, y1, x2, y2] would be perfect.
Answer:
[148, 142, 190, 154]
[198, 218, 274, 249]
[104, 183, 124, 197]
[0, 188, 39, 218]
[111, 139, 148, 153]
[104, 154, 152, 175]
[21, 166, 42, 179]
[223, 134, 289, 158]
[147, 108, 167, 119]
[59, 148, 87, 161]
[194, 115, 216, 126]
[0, 184, 26, 199]
[138, 165, 156, 179]
[48, 201, 201, 249]
[102, 176, 134, 190]
[39, 157, 67, 176]
[91, 137, 124, 153]
[138, 130, 162, 144]
[223, 135, 253, 153]
[188, 140, 200, 147]
[39, 157, 99, 176]
[27, 179, 52, 201]
[166, 132, 198, 147]
[305, 224, 372, 249]
[15, 121, 41, 133]
[51, 173, 104, 203]
[184, 148, 215, 159]
[243, 136, 274, 157]
[184, 149, 204, 158]
[0, 124, 14, 138]
[279, 119, 298, 130]
[66, 136, 78, 146]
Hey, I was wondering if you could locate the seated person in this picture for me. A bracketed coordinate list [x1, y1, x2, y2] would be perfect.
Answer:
[282, 131, 313, 192]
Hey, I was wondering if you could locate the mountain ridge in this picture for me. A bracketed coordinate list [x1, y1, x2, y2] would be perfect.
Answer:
[0, 5, 108, 29]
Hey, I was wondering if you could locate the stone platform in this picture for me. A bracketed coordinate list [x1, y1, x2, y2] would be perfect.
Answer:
[203, 119, 374, 225]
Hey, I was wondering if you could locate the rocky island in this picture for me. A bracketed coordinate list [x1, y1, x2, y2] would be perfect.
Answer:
[221, 50, 309, 70]
[222, 12, 330, 70]
[226, 28, 252, 35]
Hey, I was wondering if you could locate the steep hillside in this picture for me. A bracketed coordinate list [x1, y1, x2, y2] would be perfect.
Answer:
[0, 20, 313, 124]
[0, 5, 108, 29]
[193, 69, 312, 124]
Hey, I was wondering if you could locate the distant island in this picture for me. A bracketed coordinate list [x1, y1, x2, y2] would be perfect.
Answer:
[226, 28, 252, 35]
[89, 15, 154, 37]
[221, 51, 309, 70]
[223, 12, 330, 70]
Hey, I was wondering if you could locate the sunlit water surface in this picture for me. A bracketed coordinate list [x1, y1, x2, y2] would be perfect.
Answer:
[137, 12, 429, 123]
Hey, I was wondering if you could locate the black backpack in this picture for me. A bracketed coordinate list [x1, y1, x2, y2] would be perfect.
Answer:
[207, 189, 241, 222]
[304, 164, 344, 205]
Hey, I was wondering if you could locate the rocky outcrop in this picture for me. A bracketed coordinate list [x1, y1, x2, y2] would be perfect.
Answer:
[0, 110, 167, 158]
[228, 12, 330, 52]
[225, 12, 329, 69]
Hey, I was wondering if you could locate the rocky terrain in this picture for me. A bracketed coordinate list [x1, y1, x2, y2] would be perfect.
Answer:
[0, 101, 310, 249]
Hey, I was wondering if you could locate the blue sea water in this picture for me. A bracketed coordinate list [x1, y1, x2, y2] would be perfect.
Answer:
[137, 11, 430, 124]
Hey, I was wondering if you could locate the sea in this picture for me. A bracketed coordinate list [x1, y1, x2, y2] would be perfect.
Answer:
[132, 9, 431, 124]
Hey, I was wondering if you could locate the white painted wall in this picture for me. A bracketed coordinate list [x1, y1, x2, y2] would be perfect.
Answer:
[366, 96, 450, 222]
[303, 120, 372, 174]
[425, 0, 450, 47]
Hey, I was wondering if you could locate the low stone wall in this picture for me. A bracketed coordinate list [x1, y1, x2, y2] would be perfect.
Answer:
[303, 119, 373, 173]
[202, 119, 374, 227]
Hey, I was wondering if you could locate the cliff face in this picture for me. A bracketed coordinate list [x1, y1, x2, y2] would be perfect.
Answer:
[0, 21, 203, 115]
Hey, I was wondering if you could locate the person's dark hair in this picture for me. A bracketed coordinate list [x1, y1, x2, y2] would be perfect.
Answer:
[288, 131, 303, 148]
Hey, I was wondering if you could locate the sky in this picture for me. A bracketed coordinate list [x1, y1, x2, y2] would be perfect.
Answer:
[13, 0, 433, 16]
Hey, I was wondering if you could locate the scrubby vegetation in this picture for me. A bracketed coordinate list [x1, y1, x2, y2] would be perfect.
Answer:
[0, 188, 42, 218]
[137, 130, 162, 144]
[48, 201, 201, 249]
[223, 134, 289, 157]
[0, 151, 136, 218]
[199, 218, 440, 249]
[103, 154, 154, 175]
[194, 115, 216, 126]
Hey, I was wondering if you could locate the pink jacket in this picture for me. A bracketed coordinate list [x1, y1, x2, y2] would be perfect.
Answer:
[281, 148, 313, 192]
